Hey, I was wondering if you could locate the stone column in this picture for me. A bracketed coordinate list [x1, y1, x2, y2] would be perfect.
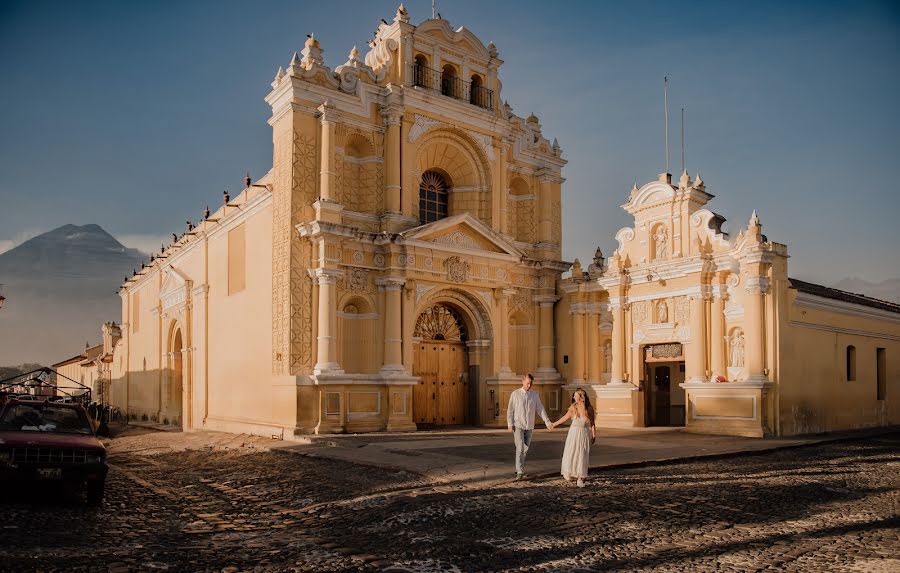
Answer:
[686, 294, 708, 383]
[498, 145, 509, 235]
[314, 268, 343, 375]
[587, 306, 601, 384]
[610, 302, 626, 385]
[570, 305, 586, 384]
[400, 116, 416, 218]
[535, 295, 559, 375]
[379, 278, 406, 373]
[498, 288, 516, 375]
[382, 106, 402, 213]
[710, 293, 726, 379]
[537, 171, 553, 243]
[744, 276, 768, 383]
[318, 103, 337, 202]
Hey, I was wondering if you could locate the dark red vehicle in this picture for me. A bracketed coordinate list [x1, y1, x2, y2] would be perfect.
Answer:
[0, 399, 108, 504]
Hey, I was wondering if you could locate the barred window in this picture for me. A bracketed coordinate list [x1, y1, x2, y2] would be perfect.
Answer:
[419, 170, 449, 224]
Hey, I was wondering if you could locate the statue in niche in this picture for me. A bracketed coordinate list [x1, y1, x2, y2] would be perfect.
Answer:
[603, 341, 612, 373]
[656, 300, 669, 323]
[729, 332, 745, 367]
[653, 226, 668, 260]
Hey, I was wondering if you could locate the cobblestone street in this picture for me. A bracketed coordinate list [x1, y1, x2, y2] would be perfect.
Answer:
[1, 429, 897, 573]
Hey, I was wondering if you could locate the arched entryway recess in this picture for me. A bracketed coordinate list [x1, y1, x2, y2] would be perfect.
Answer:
[412, 289, 493, 427]
[165, 321, 185, 428]
[413, 128, 492, 226]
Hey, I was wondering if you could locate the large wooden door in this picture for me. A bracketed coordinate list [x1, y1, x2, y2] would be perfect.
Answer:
[412, 304, 469, 426]
[414, 341, 468, 425]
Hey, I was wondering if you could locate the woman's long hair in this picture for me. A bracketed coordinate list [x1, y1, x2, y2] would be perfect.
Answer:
[573, 388, 596, 427]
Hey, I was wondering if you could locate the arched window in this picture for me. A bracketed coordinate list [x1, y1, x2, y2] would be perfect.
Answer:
[441, 64, 458, 98]
[846, 345, 857, 381]
[469, 74, 484, 107]
[419, 170, 449, 224]
[413, 54, 429, 87]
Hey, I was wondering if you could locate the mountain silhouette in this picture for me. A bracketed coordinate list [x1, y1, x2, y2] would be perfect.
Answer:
[0, 224, 145, 365]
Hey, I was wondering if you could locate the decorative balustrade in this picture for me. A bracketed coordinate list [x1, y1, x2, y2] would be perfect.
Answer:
[410, 64, 494, 111]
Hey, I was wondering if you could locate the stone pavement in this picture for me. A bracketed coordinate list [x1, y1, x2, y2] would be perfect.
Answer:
[269, 425, 878, 485]
[0, 427, 896, 572]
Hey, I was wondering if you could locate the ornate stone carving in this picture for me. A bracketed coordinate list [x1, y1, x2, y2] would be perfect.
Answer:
[432, 230, 480, 250]
[729, 331, 745, 367]
[655, 300, 669, 323]
[650, 343, 683, 359]
[444, 256, 470, 283]
[352, 250, 364, 264]
[272, 131, 316, 374]
[373, 253, 385, 267]
[653, 225, 668, 260]
[632, 301, 649, 326]
[675, 296, 690, 324]
[510, 288, 530, 314]
[339, 268, 372, 294]
[407, 114, 444, 143]
[415, 283, 436, 304]
[551, 199, 562, 244]
[465, 129, 495, 161]
[414, 304, 466, 342]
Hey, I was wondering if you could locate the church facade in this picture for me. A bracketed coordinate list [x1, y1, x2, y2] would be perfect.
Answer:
[105, 7, 899, 438]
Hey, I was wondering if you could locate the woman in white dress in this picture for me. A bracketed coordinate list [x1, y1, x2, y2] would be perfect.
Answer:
[549, 388, 596, 487]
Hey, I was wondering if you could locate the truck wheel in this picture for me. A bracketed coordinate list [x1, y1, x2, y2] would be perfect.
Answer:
[86, 480, 105, 505]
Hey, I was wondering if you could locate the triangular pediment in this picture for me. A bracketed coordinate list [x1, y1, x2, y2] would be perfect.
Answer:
[160, 266, 190, 298]
[399, 213, 522, 259]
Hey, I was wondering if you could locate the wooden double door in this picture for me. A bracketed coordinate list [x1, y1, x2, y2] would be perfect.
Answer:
[413, 341, 468, 426]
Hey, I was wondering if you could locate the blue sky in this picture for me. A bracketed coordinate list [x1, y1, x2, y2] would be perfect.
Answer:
[1, 0, 898, 284]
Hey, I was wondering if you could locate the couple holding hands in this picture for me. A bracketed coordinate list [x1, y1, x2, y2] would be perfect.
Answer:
[506, 374, 596, 487]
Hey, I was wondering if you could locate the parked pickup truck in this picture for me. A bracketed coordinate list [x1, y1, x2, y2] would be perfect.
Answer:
[0, 399, 108, 505]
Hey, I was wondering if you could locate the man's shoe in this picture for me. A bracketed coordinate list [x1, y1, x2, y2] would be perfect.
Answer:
[515, 472, 524, 480]
[576, 478, 585, 488]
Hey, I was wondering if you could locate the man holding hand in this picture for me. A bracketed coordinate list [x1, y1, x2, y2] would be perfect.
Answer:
[507, 373, 553, 480]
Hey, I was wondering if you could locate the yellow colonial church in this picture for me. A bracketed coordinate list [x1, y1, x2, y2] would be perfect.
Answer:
[102, 6, 899, 438]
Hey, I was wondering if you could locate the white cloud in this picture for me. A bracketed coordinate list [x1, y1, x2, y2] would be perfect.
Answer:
[0, 228, 46, 255]
[116, 233, 171, 256]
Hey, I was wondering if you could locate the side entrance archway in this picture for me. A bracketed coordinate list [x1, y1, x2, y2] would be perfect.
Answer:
[412, 304, 469, 426]
[166, 323, 184, 427]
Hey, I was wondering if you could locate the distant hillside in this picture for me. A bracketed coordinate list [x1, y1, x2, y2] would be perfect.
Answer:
[831, 277, 900, 305]
[0, 224, 145, 365]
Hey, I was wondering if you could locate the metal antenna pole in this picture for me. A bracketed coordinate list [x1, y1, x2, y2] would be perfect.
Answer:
[664, 77, 669, 174]
[432, 0, 436, 19]
[681, 107, 685, 174]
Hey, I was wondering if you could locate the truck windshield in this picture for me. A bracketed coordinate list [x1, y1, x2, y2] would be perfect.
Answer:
[0, 404, 93, 435]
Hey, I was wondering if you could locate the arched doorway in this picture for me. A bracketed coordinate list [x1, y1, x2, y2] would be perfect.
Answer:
[167, 325, 184, 427]
[412, 304, 469, 426]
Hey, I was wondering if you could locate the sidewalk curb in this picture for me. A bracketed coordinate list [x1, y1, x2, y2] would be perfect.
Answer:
[270, 426, 899, 487]
[525, 426, 900, 482]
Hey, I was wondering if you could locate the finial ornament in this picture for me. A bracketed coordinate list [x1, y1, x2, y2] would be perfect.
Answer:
[487, 41, 498, 58]
[679, 169, 690, 189]
[301, 33, 324, 69]
[395, 4, 410, 23]
[750, 210, 760, 227]
[693, 172, 704, 189]
[629, 183, 639, 200]
[275, 66, 284, 81]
